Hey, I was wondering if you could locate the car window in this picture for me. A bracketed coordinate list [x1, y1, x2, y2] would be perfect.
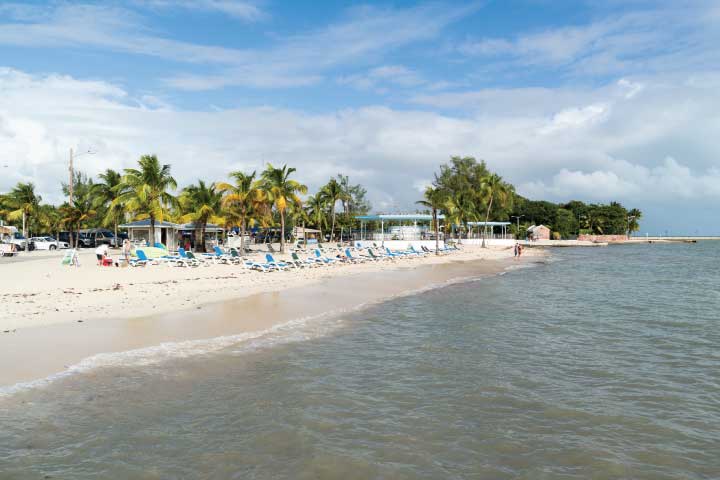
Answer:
[45, 237, 55, 241]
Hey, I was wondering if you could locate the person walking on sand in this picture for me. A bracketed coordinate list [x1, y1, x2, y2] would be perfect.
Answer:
[517, 244, 523, 257]
[514, 242, 519, 258]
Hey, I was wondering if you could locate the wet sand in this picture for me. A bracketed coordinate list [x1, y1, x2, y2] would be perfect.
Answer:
[0, 256, 537, 389]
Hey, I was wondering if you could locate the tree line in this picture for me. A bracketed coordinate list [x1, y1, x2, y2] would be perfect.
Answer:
[1, 154, 641, 252]
[417, 156, 642, 242]
[0, 155, 370, 252]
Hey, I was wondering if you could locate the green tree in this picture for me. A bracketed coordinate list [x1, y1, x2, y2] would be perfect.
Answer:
[95, 169, 124, 241]
[627, 208, 642, 236]
[178, 180, 224, 252]
[3, 182, 41, 241]
[260, 164, 307, 253]
[416, 186, 447, 254]
[305, 193, 328, 242]
[60, 191, 97, 246]
[320, 178, 347, 242]
[219, 171, 265, 255]
[479, 173, 511, 248]
[116, 155, 177, 247]
[553, 208, 578, 239]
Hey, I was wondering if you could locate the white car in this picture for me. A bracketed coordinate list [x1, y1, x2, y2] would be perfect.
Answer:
[30, 236, 69, 250]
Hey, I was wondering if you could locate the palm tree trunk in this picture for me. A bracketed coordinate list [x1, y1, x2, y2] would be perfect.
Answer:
[114, 219, 118, 248]
[434, 208, 439, 255]
[240, 216, 246, 256]
[280, 210, 286, 253]
[150, 216, 155, 248]
[331, 207, 336, 242]
[22, 211, 27, 242]
[200, 222, 207, 252]
[481, 195, 494, 248]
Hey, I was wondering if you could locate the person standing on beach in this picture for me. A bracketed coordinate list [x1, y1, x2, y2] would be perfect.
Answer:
[95, 243, 109, 266]
[517, 244, 523, 257]
[122, 239, 132, 265]
[514, 243, 519, 257]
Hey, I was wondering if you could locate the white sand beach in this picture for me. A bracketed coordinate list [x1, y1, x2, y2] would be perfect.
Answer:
[0, 245, 541, 332]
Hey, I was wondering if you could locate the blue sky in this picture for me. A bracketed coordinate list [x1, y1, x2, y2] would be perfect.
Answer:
[1, 0, 719, 234]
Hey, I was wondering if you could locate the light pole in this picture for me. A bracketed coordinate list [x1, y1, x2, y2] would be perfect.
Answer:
[69, 147, 96, 204]
[511, 215, 524, 239]
[68, 147, 96, 248]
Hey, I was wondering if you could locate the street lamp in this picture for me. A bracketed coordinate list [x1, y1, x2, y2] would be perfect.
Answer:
[68, 147, 96, 204]
[511, 215, 524, 239]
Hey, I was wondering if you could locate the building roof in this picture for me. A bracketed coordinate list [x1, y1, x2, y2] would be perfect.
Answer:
[119, 220, 223, 232]
[119, 219, 178, 228]
[527, 224, 549, 231]
[355, 214, 445, 221]
[466, 221, 511, 226]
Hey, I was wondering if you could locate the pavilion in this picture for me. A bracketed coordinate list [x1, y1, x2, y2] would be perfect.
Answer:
[355, 214, 446, 244]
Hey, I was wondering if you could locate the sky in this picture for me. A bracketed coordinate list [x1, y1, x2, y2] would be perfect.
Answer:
[1, 0, 719, 235]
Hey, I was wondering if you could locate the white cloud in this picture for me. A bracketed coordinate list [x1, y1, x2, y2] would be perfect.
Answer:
[458, 5, 720, 78]
[133, 0, 265, 21]
[338, 65, 423, 92]
[2, 66, 720, 233]
[0, 2, 477, 91]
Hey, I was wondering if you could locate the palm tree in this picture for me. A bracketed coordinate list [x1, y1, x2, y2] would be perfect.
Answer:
[320, 178, 347, 242]
[60, 195, 97, 245]
[36, 204, 62, 240]
[218, 171, 266, 255]
[179, 180, 224, 252]
[627, 208, 642, 237]
[416, 186, 446, 254]
[305, 193, 328, 242]
[116, 155, 177, 246]
[95, 169, 124, 241]
[260, 164, 307, 253]
[479, 173, 510, 248]
[3, 182, 41, 242]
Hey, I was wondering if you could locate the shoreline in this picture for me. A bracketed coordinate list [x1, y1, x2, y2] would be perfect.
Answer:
[0, 247, 546, 390]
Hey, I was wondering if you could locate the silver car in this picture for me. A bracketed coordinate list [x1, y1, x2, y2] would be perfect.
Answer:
[30, 236, 69, 250]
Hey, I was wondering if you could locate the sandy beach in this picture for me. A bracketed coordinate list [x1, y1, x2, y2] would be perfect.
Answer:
[0, 245, 544, 387]
[0, 245, 539, 332]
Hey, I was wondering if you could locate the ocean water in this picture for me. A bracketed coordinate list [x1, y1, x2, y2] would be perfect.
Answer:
[1, 243, 718, 479]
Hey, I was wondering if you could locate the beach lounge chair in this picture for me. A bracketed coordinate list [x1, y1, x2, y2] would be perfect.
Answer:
[135, 249, 160, 266]
[344, 248, 367, 263]
[201, 246, 232, 264]
[184, 250, 209, 267]
[291, 252, 320, 267]
[313, 249, 337, 264]
[265, 253, 291, 270]
[384, 247, 407, 258]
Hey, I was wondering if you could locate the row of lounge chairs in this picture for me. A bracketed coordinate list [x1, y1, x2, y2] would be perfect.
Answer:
[127, 242, 461, 272]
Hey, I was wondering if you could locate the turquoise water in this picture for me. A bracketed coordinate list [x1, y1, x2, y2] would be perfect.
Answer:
[1, 243, 718, 479]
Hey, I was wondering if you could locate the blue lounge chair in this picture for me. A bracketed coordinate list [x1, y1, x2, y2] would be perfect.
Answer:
[344, 248, 367, 263]
[265, 253, 290, 270]
[314, 249, 337, 264]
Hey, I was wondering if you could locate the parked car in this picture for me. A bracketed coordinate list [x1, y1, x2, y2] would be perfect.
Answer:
[30, 236, 69, 250]
[7, 231, 30, 251]
[78, 228, 120, 248]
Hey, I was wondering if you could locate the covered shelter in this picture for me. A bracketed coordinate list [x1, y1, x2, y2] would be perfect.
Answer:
[119, 220, 178, 249]
[120, 220, 224, 251]
[293, 226, 321, 244]
[466, 221, 512, 239]
[355, 214, 446, 245]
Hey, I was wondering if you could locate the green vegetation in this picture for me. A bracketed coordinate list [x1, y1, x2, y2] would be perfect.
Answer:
[0, 153, 642, 248]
